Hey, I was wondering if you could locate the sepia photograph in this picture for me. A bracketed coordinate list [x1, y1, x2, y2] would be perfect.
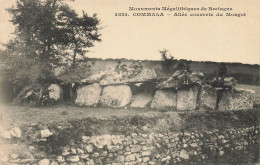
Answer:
[0, 0, 259, 164]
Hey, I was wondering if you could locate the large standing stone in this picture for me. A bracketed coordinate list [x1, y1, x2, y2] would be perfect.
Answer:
[48, 84, 64, 101]
[150, 90, 177, 109]
[130, 92, 153, 108]
[218, 88, 255, 110]
[198, 85, 217, 110]
[75, 83, 102, 107]
[177, 85, 199, 110]
[100, 85, 132, 108]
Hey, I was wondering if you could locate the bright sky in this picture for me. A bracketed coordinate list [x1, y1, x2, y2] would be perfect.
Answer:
[0, 0, 259, 64]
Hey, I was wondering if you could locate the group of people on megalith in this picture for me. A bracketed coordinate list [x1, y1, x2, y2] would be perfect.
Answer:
[114, 61, 143, 78]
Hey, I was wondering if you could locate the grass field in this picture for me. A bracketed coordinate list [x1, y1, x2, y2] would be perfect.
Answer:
[0, 104, 259, 132]
[0, 105, 158, 129]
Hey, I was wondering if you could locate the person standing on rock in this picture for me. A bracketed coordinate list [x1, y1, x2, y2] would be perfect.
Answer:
[217, 63, 227, 85]
[115, 61, 122, 74]
[120, 64, 128, 78]
[176, 61, 191, 84]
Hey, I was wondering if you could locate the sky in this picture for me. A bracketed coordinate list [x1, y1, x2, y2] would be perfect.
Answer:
[0, 0, 259, 64]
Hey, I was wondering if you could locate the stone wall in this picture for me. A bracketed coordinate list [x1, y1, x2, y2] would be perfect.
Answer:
[56, 126, 259, 165]
[1, 124, 259, 165]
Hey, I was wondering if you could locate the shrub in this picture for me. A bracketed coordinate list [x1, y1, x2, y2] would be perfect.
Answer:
[159, 49, 176, 73]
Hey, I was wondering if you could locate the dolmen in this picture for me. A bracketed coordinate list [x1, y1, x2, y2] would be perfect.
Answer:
[75, 68, 255, 111]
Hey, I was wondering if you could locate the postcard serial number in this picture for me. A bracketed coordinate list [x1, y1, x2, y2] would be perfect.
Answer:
[115, 13, 129, 16]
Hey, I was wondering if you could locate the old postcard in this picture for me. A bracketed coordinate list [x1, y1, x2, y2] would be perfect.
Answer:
[0, 0, 259, 164]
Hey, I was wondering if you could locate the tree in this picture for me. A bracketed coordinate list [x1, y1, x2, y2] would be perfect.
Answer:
[1, 0, 102, 103]
[4, 0, 101, 80]
[3, 0, 62, 94]
[6, 0, 101, 66]
[1, 37, 55, 96]
[6, 0, 60, 61]
[56, 5, 101, 68]
[53, 4, 102, 101]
